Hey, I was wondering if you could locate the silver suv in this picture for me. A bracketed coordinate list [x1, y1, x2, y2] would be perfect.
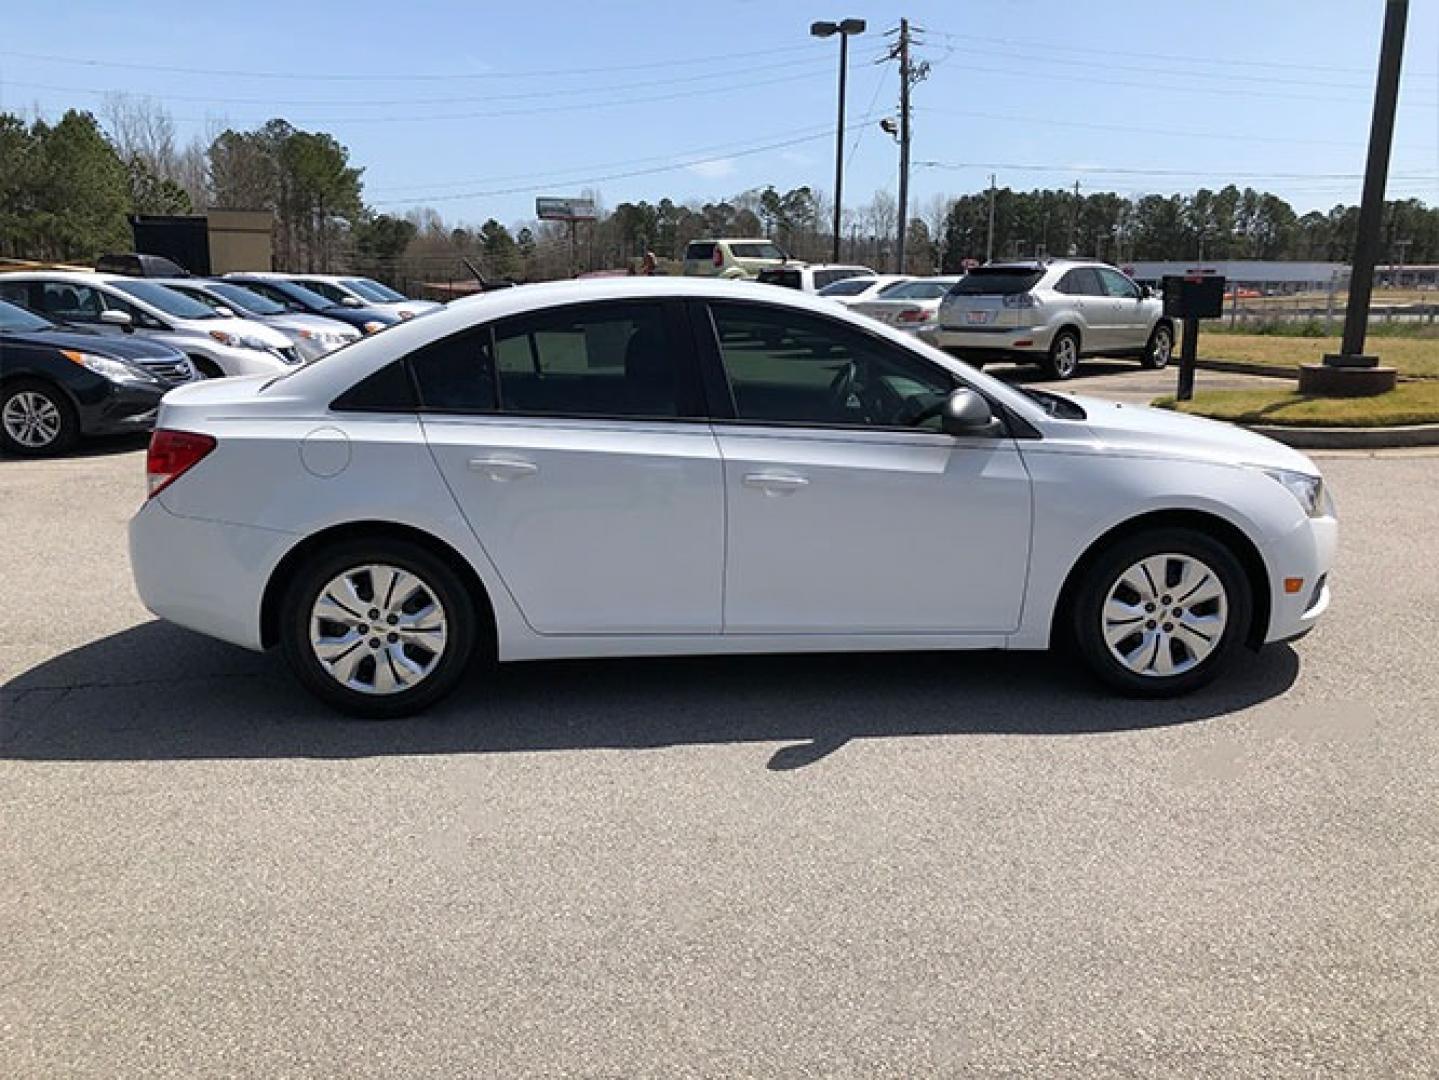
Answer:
[921, 259, 1173, 380]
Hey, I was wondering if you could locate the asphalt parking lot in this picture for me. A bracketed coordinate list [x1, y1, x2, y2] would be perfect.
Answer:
[2, 369, 1437, 1077]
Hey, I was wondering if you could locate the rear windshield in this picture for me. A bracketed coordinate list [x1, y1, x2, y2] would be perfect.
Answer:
[729, 242, 785, 260]
[950, 268, 1043, 295]
[886, 279, 958, 300]
[756, 268, 802, 289]
[684, 242, 716, 261]
[818, 277, 876, 297]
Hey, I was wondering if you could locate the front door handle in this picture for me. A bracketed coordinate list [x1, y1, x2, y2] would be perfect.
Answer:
[742, 471, 809, 496]
[469, 455, 538, 482]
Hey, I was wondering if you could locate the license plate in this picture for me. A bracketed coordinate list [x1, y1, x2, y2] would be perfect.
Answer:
[966, 310, 991, 325]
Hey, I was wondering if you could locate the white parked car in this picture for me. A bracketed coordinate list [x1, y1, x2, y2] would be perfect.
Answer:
[130, 278, 1335, 717]
[285, 274, 442, 320]
[922, 259, 1173, 379]
[159, 279, 360, 363]
[0, 272, 300, 378]
[756, 263, 875, 294]
[817, 274, 912, 305]
[850, 275, 963, 331]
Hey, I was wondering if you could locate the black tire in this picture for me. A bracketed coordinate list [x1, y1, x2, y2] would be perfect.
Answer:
[1141, 323, 1174, 370]
[1042, 328, 1081, 380]
[190, 355, 224, 379]
[1069, 527, 1252, 697]
[279, 538, 479, 718]
[0, 378, 80, 457]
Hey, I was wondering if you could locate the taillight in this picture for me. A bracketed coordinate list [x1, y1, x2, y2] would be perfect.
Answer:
[147, 429, 216, 498]
[1002, 293, 1038, 309]
[896, 307, 928, 323]
[712, 247, 723, 268]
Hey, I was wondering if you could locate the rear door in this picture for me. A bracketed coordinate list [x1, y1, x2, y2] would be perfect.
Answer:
[1055, 267, 1111, 350]
[417, 299, 725, 635]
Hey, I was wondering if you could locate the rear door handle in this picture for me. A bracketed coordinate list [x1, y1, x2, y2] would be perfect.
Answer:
[469, 455, 538, 482]
[742, 471, 809, 496]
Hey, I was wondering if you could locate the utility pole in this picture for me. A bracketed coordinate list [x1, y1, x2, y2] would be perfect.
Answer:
[985, 173, 996, 263]
[1069, 179, 1080, 256]
[1299, 0, 1407, 396]
[885, 20, 928, 274]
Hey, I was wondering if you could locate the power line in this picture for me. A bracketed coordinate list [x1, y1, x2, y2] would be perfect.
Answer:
[0, 41, 838, 83]
[917, 160, 1436, 180]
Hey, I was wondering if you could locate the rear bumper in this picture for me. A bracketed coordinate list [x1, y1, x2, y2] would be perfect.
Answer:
[129, 497, 296, 652]
[919, 324, 1054, 357]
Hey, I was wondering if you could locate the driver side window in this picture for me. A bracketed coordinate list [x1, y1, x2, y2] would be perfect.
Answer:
[708, 302, 954, 429]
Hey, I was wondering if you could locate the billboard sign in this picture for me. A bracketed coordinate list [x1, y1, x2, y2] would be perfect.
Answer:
[536, 197, 597, 222]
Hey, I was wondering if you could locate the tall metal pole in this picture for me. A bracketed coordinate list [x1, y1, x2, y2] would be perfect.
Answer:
[896, 18, 911, 274]
[985, 174, 996, 263]
[1337, 0, 1408, 361]
[831, 33, 848, 264]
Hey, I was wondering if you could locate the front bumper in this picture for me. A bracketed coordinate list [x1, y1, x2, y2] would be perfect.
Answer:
[1262, 512, 1338, 644]
[76, 382, 168, 436]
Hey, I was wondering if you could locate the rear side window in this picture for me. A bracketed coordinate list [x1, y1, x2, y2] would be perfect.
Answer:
[951, 268, 1043, 295]
[333, 359, 418, 412]
[493, 302, 682, 418]
[684, 242, 716, 261]
[1056, 268, 1104, 296]
[408, 330, 498, 412]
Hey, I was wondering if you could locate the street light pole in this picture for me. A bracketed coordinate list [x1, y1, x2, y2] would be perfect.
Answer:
[812, 19, 866, 264]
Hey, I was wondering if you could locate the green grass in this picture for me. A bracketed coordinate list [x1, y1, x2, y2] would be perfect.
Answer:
[1153, 381, 1439, 428]
[1190, 332, 1439, 379]
[1206, 319, 1439, 340]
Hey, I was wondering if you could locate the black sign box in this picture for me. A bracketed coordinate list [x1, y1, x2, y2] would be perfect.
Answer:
[1162, 274, 1226, 319]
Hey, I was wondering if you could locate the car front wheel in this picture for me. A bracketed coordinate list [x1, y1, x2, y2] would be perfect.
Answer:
[1071, 528, 1252, 697]
[279, 538, 477, 718]
[1, 379, 79, 456]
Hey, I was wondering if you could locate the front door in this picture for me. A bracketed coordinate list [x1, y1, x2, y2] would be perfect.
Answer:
[417, 301, 724, 635]
[702, 301, 1033, 634]
[1096, 266, 1150, 351]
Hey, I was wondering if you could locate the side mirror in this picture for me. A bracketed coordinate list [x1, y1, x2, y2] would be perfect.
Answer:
[100, 309, 133, 331]
[1139, 284, 1153, 299]
[941, 388, 1002, 437]
[213, 306, 235, 318]
[341, 296, 363, 308]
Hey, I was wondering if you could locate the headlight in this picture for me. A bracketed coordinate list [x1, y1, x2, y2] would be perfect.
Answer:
[1255, 466, 1329, 518]
[60, 349, 154, 384]
[362, 321, 386, 334]
[208, 330, 274, 351]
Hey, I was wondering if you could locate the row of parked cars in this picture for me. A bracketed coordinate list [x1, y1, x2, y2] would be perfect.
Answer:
[682, 238, 1175, 383]
[0, 267, 438, 455]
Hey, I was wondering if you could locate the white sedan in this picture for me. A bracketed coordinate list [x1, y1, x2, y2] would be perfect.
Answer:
[130, 278, 1336, 717]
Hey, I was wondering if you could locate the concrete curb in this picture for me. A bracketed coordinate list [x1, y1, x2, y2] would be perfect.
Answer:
[1245, 422, 1439, 450]
[1195, 358, 1298, 379]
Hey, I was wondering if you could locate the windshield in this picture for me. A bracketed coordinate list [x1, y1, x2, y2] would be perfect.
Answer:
[818, 278, 877, 297]
[111, 279, 219, 319]
[0, 298, 55, 332]
[245, 279, 338, 311]
[729, 242, 786, 260]
[205, 282, 286, 316]
[950, 268, 1043, 296]
[346, 278, 406, 303]
[885, 279, 959, 300]
[296, 279, 353, 304]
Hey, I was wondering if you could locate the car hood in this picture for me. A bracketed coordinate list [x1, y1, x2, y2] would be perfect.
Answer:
[1, 326, 185, 361]
[1066, 394, 1319, 474]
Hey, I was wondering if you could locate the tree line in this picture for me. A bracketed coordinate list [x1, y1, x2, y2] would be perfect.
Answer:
[1, 105, 1435, 289]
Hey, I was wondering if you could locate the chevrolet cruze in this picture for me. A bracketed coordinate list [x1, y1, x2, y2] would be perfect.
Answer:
[129, 279, 1335, 717]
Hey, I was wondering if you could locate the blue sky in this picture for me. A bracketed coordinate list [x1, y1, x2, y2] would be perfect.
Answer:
[1, 0, 1436, 227]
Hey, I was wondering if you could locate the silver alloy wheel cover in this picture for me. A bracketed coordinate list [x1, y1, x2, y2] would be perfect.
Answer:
[1101, 552, 1228, 678]
[1053, 334, 1078, 376]
[309, 563, 449, 695]
[3, 391, 62, 448]
[1152, 326, 1172, 367]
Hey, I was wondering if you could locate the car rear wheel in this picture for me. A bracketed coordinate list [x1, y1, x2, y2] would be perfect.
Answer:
[279, 538, 477, 718]
[1070, 528, 1252, 697]
[1043, 329, 1080, 380]
[1, 379, 79, 457]
[1142, 324, 1174, 370]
